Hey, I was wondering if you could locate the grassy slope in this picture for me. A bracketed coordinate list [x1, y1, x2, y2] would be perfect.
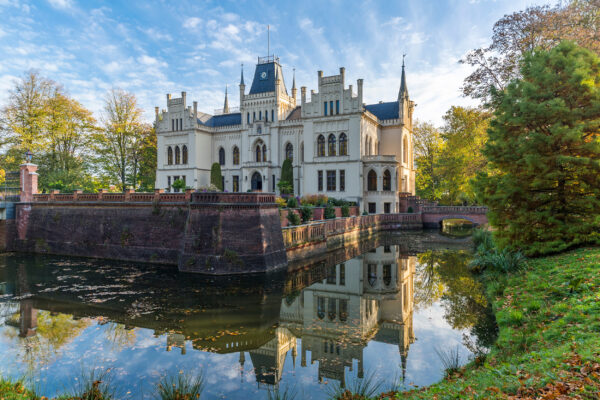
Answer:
[394, 247, 600, 399]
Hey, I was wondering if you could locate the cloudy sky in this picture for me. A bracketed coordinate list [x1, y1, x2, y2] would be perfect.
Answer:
[0, 0, 554, 125]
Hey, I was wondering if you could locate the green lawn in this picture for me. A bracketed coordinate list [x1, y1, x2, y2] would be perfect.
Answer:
[390, 247, 600, 399]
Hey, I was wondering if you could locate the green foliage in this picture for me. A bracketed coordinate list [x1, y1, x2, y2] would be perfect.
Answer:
[300, 194, 328, 206]
[341, 204, 350, 217]
[286, 210, 301, 226]
[434, 345, 463, 377]
[286, 196, 298, 208]
[325, 371, 383, 400]
[362, 210, 369, 216]
[210, 163, 223, 191]
[470, 248, 527, 274]
[300, 205, 313, 223]
[324, 203, 336, 219]
[279, 158, 294, 195]
[275, 197, 287, 208]
[474, 41, 600, 256]
[472, 228, 494, 253]
[407, 206, 413, 213]
[155, 372, 205, 400]
[266, 385, 297, 400]
[171, 179, 187, 191]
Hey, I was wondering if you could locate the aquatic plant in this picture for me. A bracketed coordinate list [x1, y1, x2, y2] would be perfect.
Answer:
[155, 371, 205, 400]
[64, 367, 116, 400]
[434, 345, 462, 377]
[325, 371, 383, 399]
[266, 385, 297, 400]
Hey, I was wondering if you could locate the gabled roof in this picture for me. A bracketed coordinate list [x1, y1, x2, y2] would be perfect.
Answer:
[286, 106, 301, 120]
[198, 113, 241, 128]
[364, 101, 399, 120]
[249, 62, 287, 95]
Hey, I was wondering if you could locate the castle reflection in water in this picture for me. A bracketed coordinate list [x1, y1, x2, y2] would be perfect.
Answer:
[1, 241, 419, 390]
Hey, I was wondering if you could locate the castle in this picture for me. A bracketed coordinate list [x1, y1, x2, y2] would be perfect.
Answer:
[154, 55, 415, 213]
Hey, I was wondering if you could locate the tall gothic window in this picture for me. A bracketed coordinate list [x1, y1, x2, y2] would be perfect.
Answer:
[218, 147, 225, 165]
[175, 146, 181, 164]
[367, 170, 377, 191]
[262, 144, 267, 162]
[403, 135, 408, 163]
[339, 133, 347, 156]
[167, 146, 173, 165]
[255, 144, 261, 162]
[328, 134, 336, 156]
[317, 135, 325, 157]
[233, 146, 240, 165]
[300, 142, 304, 162]
[182, 145, 188, 164]
[383, 169, 391, 191]
[285, 143, 293, 161]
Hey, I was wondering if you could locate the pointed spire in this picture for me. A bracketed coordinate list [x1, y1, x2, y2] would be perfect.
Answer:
[292, 68, 296, 90]
[223, 85, 229, 114]
[240, 63, 245, 86]
[399, 54, 408, 99]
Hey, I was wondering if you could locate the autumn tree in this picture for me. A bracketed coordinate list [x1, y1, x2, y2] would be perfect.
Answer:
[461, 0, 600, 103]
[438, 107, 490, 205]
[93, 89, 144, 191]
[134, 123, 157, 191]
[414, 121, 444, 201]
[474, 41, 600, 256]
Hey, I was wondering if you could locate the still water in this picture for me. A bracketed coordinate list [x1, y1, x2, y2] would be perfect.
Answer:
[0, 232, 496, 399]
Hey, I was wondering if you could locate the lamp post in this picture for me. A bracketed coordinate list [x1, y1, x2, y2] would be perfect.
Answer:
[25, 149, 33, 163]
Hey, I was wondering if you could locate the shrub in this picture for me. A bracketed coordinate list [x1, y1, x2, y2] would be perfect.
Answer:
[324, 203, 336, 219]
[171, 179, 187, 191]
[407, 206, 414, 213]
[197, 184, 220, 192]
[472, 228, 494, 252]
[286, 196, 298, 208]
[362, 211, 369, 216]
[470, 248, 526, 274]
[287, 210, 301, 226]
[275, 197, 287, 208]
[301, 194, 328, 206]
[300, 205, 313, 223]
[279, 159, 294, 195]
[341, 204, 350, 217]
[210, 163, 223, 191]
[156, 371, 205, 400]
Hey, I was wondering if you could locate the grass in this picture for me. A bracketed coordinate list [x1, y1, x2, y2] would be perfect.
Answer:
[155, 371, 205, 400]
[389, 246, 600, 399]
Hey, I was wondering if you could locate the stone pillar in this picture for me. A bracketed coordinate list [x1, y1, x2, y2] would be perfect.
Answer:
[98, 189, 107, 201]
[19, 163, 38, 202]
[154, 188, 164, 202]
[49, 189, 59, 202]
[185, 188, 193, 201]
[124, 188, 134, 201]
[73, 189, 82, 201]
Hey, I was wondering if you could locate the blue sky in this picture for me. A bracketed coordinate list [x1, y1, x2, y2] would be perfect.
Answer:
[0, 0, 553, 125]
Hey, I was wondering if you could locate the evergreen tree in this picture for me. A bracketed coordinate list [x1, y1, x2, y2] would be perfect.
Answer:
[278, 158, 293, 194]
[474, 41, 600, 256]
[210, 162, 223, 191]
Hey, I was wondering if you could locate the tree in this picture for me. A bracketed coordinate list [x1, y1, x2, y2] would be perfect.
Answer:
[278, 158, 294, 194]
[210, 163, 222, 190]
[132, 123, 156, 191]
[437, 107, 490, 205]
[93, 89, 144, 191]
[0, 71, 55, 170]
[413, 120, 444, 201]
[474, 41, 600, 256]
[461, 1, 600, 103]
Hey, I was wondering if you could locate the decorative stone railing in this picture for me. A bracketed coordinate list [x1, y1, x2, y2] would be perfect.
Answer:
[362, 155, 397, 163]
[282, 213, 422, 248]
[31, 190, 276, 205]
[421, 206, 488, 214]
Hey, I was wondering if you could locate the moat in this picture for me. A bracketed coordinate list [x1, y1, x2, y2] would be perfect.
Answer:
[0, 231, 496, 399]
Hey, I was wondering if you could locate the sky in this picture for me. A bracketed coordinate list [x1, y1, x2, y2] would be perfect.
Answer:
[0, 0, 554, 126]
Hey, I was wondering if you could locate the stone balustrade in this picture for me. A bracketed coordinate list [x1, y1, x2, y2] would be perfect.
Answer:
[421, 205, 488, 214]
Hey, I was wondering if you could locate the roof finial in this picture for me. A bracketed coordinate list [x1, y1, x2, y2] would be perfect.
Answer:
[223, 85, 229, 114]
[399, 53, 408, 99]
[240, 63, 244, 85]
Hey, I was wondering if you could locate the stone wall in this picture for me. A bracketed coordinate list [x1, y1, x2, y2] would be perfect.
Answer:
[11, 192, 287, 274]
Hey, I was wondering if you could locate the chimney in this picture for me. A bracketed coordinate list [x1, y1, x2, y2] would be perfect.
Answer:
[317, 70, 323, 86]
[181, 91, 186, 108]
[154, 106, 159, 121]
[339, 67, 345, 85]
[166, 93, 171, 102]
[357, 79, 363, 109]
[193, 101, 197, 118]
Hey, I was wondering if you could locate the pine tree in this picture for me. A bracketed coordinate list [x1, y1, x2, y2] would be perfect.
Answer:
[278, 158, 293, 194]
[474, 41, 600, 256]
[210, 163, 223, 191]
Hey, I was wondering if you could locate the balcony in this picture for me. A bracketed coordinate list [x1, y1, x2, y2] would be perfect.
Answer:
[362, 155, 397, 163]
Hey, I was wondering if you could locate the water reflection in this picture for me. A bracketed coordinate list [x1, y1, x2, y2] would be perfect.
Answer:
[0, 232, 496, 399]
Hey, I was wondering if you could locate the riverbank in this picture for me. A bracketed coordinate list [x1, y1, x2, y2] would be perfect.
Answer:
[393, 246, 600, 399]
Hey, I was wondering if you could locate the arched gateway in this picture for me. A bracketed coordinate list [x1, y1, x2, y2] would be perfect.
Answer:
[251, 172, 263, 191]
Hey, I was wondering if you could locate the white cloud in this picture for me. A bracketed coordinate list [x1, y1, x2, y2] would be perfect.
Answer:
[47, 0, 73, 9]
[183, 17, 202, 29]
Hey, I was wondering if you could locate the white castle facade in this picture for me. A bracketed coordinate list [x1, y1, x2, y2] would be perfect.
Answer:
[154, 55, 415, 213]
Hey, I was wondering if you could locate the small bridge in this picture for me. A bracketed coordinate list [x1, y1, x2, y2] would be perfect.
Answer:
[420, 205, 488, 228]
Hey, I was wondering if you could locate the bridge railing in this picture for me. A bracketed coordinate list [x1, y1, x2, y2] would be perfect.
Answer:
[421, 205, 488, 214]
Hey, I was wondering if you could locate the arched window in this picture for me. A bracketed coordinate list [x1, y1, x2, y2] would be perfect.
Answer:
[328, 134, 336, 156]
[175, 146, 181, 164]
[383, 169, 391, 191]
[167, 146, 173, 165]
[365, 137, 369, 156]
[285, 143, 293, 161]
[339, 133, 347, 156]
[233, 146, 240, 165]
[368, 169, 377, 191]
[182, 145, 188, 164]
[262, 144, 267, 162]
[219, 147, 225, 165]
[300, 142, 304, 163]
[403, 135, 408, 163]
[317, 135, 325, 157]
[255, 144, 261, 162]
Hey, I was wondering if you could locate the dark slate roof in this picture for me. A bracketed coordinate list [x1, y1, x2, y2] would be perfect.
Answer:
[249, 62, 287, 95]
[364, 101, 399, 120]
[198, 112, 241, 127]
